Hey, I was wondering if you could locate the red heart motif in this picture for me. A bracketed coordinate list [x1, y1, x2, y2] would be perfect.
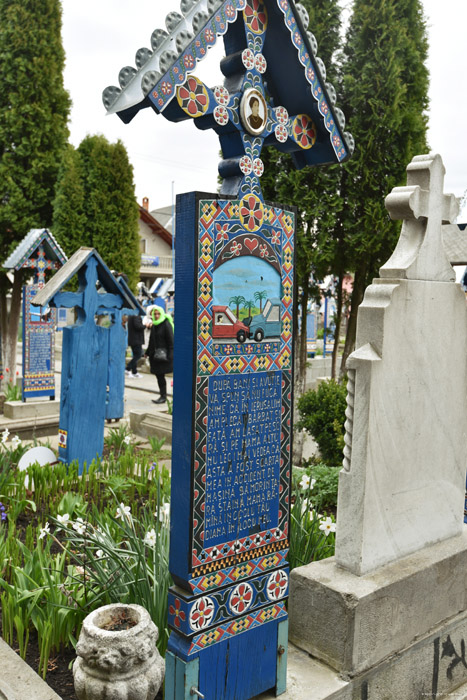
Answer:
[244, 237, 258, 253]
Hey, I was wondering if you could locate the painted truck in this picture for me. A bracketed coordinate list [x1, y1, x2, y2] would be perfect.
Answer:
[212, 305, 251, 343]
[249, 298, 281, 341]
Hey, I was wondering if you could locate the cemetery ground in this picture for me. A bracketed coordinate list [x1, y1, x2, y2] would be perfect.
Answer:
[0, 352, 338, 700]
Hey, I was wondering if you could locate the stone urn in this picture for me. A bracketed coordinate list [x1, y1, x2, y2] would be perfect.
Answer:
[73, 603, 164, 700]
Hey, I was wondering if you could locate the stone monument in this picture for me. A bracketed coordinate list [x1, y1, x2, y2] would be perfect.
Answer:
[288, 153, 467, 699]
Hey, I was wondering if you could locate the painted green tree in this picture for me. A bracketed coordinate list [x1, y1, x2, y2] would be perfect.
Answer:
[254, 290, 268, 313]
[338, 0, 429, 370]
[229, 296, 246, 319]
[0, 0, 70, 376]
[53, 135, 141, 290]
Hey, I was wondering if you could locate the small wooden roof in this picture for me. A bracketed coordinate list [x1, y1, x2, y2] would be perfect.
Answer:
[3, 228, 67, 271]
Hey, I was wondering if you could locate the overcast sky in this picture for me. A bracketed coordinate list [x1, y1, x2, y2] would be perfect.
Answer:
[61, 0, 467, 218]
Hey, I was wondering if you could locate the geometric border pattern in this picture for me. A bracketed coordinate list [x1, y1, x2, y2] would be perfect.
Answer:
[187, 601, 287, 655]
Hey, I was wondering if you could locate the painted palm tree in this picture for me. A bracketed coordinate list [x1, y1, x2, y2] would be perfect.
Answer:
[243, 299, 255, 322]
[254, 290, 268, 313]
[229, 295, 246, 319]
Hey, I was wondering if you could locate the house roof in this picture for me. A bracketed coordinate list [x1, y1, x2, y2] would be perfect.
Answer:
[3, 228, 67, 271]
[103, 0, 353, 174]
[34, 247, 140, 311]
[140, 205, 173, 245]
[443, 223, 467, 265]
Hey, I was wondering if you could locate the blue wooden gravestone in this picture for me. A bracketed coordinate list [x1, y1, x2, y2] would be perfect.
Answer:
[3, 229, 67, 401]
[105, 1, 353, 697]
[105, 275, 145, 422]
[33, 248, 141, 473]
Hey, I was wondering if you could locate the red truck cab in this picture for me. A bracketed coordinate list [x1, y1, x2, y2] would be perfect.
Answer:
[212, 306, 250, 343]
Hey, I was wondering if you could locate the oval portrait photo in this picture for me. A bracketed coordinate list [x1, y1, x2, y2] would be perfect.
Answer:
[241, 88, 268, 136]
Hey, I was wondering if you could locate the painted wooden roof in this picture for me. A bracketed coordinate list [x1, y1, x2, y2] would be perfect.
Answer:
[3, 228, 67, 271]
[103, 0, 354, 176]
[33, 247, 140, 311]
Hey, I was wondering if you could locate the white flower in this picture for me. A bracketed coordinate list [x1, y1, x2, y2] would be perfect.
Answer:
[155, 502, 170, 524]
[11, 435, 21, 450]
[123, 435, 131, 445]
[144, 528, 157, 547]
[39, 522, 50, 539]
[1, 428, 9, 445]
[319, 516, 336, 537]
[95, 549, 104, 559]
[299, 474, 316, 490]
[116, 503, 131, 520]
[57, 513, 70, 527]
[73, 517, 87, 535]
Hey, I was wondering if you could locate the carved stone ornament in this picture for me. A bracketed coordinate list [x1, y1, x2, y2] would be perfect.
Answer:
[73, 604, 164, 700]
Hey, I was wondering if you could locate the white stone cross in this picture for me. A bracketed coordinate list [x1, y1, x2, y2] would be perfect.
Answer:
[380, 153, 458, 281]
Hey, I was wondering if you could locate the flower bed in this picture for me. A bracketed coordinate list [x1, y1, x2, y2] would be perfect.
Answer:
[0, 425, 336, 699]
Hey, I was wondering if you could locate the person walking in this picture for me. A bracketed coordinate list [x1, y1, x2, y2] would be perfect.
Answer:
[125, 313, 145, 378]
[146, 306, 174, 404]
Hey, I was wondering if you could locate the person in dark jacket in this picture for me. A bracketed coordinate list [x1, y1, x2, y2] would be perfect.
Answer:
[125, 314, 145, 378]
[146, 307, 174, 404]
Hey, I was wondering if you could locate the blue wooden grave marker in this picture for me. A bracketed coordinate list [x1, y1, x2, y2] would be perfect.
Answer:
[3, 229, 67, 401]
[33, 248, 141, 473]
[105, 275, 145, 422]
[105, 0, 353, 697]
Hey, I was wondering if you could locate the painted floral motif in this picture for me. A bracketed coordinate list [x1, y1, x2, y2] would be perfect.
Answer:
[255, 53, 267, 73]
[259, 243, 268, 258]
[240, 155, 253, 174]
[229, 582, 254, 615]
[275, 124, 288, 143]
[177, 76, 209, 117]
[169, 598, 186, 629]
[225, 4, 236, 18]
[271, 229, 281, 245]
[160, 81, 172, 96]
[243, 0, 267, 34]
[214, 105, 229, 126]
[266, 570, 288, 601]
[215, 223, 229, 241]
[239, 194, 264, 232]
[183, 54, 195, 70]
[230, 241, 242, 256]
[292, 114, 317, 149]
[253, 158, 264, 176]
[275, 106, 289, 125]
[189, 596, 215, 632]
[213, 85, 230, 105]
[242, 48, 255, 70]
[204, 28, 215, 43]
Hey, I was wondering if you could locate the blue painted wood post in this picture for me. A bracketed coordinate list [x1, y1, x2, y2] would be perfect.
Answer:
[57, 258, 109, 472]
[104, 309, 127, 421]
[166, 191, 295, 699]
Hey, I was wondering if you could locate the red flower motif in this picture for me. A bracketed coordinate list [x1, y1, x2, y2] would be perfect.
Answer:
[183, 54, 195, 69]
[240, 195, 263, 231]
[225, 4, 236, 18]
[169, 598, 186, 628]
[216, 223, 229, 241]
[178, 77, 208, 116]
[230, 241, 242, 256]
[271, 230, 281, 245]
[205, 28, 215, 43]
[244, 0, 267, 33]
[293, 115, 316, 149]
[230, 583, 253, 614]
[259, 244, 268, 258]
[161, 81, 172, 96]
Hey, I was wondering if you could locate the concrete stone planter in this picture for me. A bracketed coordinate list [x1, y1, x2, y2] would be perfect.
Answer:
[73, 603, 164, 700]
